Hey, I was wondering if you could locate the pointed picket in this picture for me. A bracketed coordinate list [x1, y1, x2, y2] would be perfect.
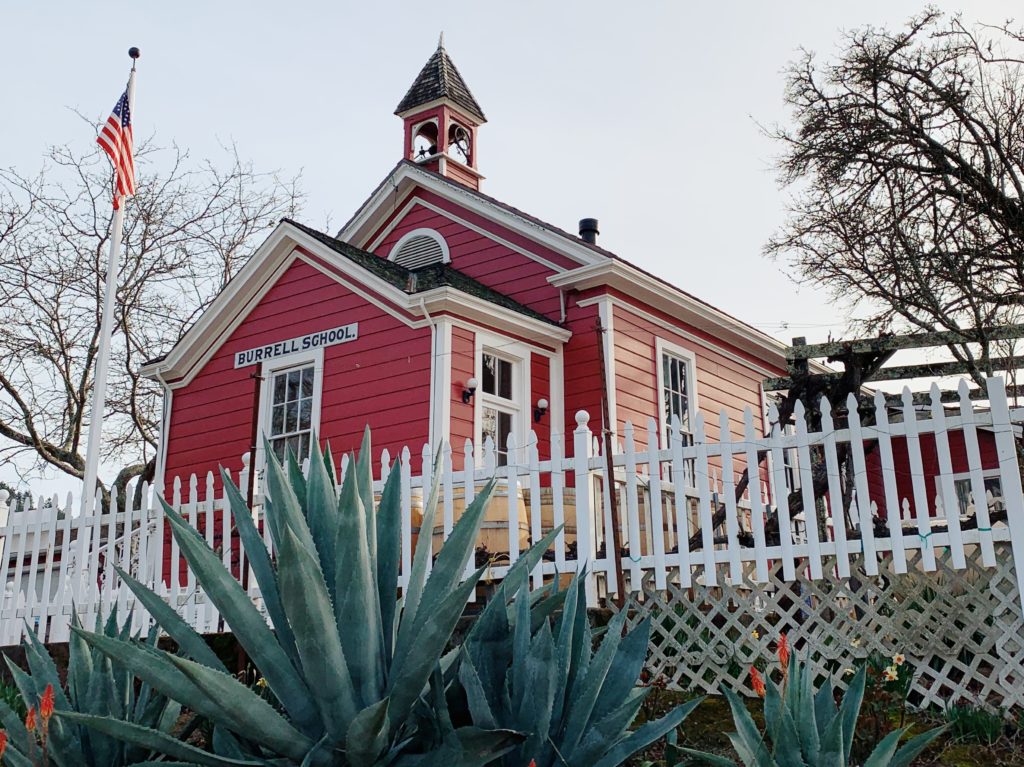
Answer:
[622, 422, 642, 591]
[400, 446, 412, 592]
[818, 398, 850, 578]
[551, 431, 567, 575]
[718, 411, 742, 585]
[528, 432, 543, 590]
[506, 431, 521, 566]
[461, 440, 477, 587]
[846, 394, 878, 576]
[872, 392, 907, 574]
[901, 389, 936, 572]
[442, 441, 454, 540]
[930, 384, 966, 569]
[693, 413, 717, 587]
[671, 414, 694, 588]
[742, 408, 769, 583]
[646, 419, 668, 590]
[958, 379, 996, 567]
[767, 404, 796, 581]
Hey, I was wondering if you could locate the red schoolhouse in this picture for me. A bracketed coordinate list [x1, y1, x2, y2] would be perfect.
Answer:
[141, 40, 793, 499]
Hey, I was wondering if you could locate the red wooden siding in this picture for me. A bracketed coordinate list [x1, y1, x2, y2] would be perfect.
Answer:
[450, 325, 476, 468]
[863, 430, 1000, 519]
[370, 190, 575, 321]
[561, 299, 604, 442]
[610, 301, 781, 488]
[164, 255, 432, 489]
[531, 353, 551, 461]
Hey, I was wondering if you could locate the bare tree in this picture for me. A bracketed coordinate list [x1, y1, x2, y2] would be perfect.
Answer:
[766, 9, 1024, 386]
[0, 137, 303, 501]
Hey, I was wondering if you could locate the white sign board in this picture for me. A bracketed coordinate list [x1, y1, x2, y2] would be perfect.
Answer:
[233, 323, 359, 368]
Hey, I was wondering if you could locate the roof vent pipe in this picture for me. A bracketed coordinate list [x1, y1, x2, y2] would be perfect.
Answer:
[579, 218, 600, 245]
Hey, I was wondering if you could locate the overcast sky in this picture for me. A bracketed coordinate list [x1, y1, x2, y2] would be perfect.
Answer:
[3, 0, 1019, 495]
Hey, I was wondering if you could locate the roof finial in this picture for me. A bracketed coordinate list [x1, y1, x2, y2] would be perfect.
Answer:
[438, 31, 444, 50]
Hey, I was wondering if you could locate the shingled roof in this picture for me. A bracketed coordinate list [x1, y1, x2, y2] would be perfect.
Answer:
[394, 38, 486, 123]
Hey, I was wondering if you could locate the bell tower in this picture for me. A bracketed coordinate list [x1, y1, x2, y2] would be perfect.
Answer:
[396, 35, 486, 190]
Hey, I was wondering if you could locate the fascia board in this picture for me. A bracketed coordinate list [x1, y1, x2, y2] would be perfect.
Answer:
[412, 287, 571, 346]
[554, 260, 794, 368]
[339, 164, 605, 268]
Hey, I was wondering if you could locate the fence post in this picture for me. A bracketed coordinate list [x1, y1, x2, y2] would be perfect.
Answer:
[986, 376, 1024, 609]
[573, 410, 597, 606]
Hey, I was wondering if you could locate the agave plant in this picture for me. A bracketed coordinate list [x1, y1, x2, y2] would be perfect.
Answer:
[61, 432, 526, 766]
[456, 567, 700, 767]
[1, 610, 182, 767]
[682, 653, 946, 766]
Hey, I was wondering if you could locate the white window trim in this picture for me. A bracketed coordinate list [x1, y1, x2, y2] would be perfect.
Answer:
[473, 331, 531, 467]
[388, 228, 451, 265]
[936, 469, 1002, 513]
[254, 346, 325, 485]
[655, 337, 698, 447]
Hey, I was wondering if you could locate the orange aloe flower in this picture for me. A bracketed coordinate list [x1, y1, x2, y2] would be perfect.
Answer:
[778, 633, 790, 670]
[0, 730, 7, 758]
[750, 666, 766, 697]
[25, 705, 36, 732]
[40, 684, 54, 722]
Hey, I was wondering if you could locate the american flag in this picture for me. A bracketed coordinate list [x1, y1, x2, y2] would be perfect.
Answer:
[97, 89, 135, 208]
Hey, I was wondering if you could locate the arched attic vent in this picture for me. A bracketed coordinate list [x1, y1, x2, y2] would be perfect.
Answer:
[389, 228, 450, 269]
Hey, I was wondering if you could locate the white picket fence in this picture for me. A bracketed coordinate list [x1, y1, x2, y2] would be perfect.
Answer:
[1, 376, 1023, 650]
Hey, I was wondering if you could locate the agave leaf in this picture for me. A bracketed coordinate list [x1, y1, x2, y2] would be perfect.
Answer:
[220, 469, 301, 670]
[514, 620, 557, 757]
[560, 607, 629, 756]
[773, 707, 805, 767]
[57, 711, 264, 767]
[0, 745, 35, 767]
[590, 617, 651, 724]
[67, 611, 94, 709]
[396, 452, 444, 642]
[816, 708, 846, 766]
[763, 677, 782, 741]
[333, 458, 384, 705]
[677, 748, 737, 767]
[839, 666, 866, 765]
[590, 697, 702, 767]
[458, 655, 497, 730]
[286, 446, 308, 510]
[114, 565, 226, 672]
[0, 698, 30, 754]
[71, 627, 223, 718]
[376, 463, 403, 660]
[160, 497, 320, 736]
[863, 727, 909, 767]
[393, 478, 495, 674]
[263, 439, 317, 553]
[166, 653, 314, 760]
[392, 726, 524, 767]
[355, 427, 378, 566]
[550, 569, 581, 728]
[813, 678, 836, 741]
[304, 437, 339, 604]
[510, 569, 532, 707]
[720, 685, 771, 767]
[388, 565, 487, 729]
[795, 657, 820, 761]
[889, 724, 948, 767]
[570, 688, 648, 766]
[346, 698, 391, 767]
[277, 522, 360, 738]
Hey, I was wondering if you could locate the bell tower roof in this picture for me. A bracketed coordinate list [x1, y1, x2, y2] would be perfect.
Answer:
[395, 35, 486, 123]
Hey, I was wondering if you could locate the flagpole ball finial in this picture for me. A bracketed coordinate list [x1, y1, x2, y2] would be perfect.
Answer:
[128, 47, 141, 59]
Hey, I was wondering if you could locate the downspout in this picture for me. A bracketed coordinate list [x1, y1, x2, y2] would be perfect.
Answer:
[420, 296, 439, 446]
[153, 372, 174, 499]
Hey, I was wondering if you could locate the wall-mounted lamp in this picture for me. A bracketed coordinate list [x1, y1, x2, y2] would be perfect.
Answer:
[462, 377, 478, 404]
[533, 397, 549, 423]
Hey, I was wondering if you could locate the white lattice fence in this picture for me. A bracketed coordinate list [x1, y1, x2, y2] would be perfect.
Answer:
[615, 542, 1024, 709]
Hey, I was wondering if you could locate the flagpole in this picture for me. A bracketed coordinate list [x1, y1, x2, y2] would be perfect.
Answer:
[82, 49, 139, 514]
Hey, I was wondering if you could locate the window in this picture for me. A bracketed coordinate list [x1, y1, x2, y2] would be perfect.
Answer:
[782, 423, 800, 492]
[656, 340, 697, 484]
[480, 352, 517, 466]
[942, 471, 1004, 516]
[268, 364, 315, 464]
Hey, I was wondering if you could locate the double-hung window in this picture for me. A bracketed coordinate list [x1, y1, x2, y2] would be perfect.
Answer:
[480, 352, 518, 466]
[258, 348, 323, 478]
[944, 471, 1004, 517]
[657, 340, 697, 479]
[268, 364, 316, 463]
